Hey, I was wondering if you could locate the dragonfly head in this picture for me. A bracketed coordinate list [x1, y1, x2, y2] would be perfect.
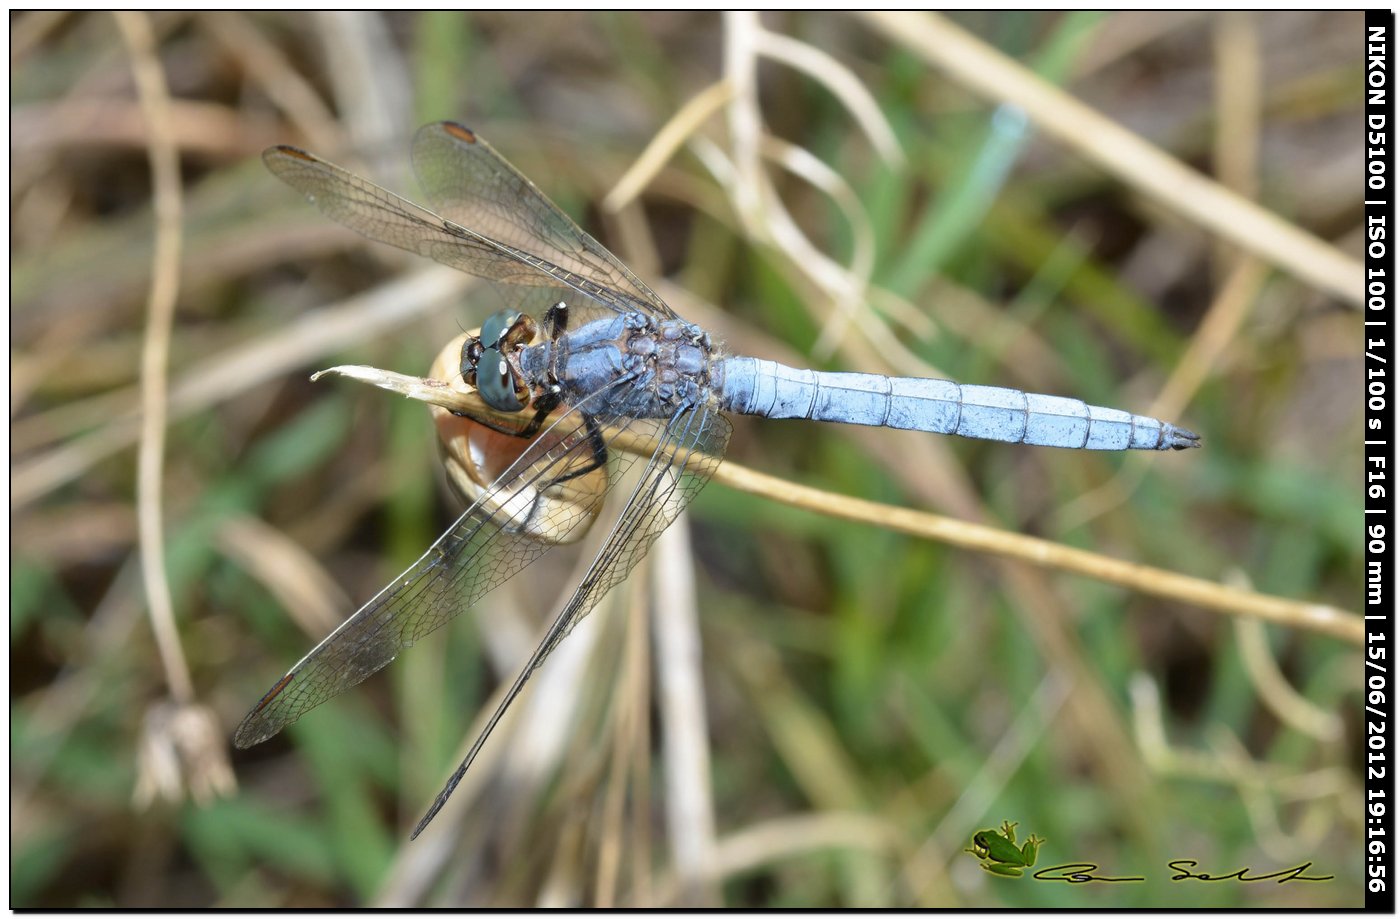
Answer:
[461, 309, 537, 413]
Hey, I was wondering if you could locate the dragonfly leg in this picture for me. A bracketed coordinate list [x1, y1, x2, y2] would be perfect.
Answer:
[545, 412, 608, 486]
[450, 385, 563, 438]
[543, 300, 570, 339]
[448, 409, 536, 439]
[515, 412, 610, 534]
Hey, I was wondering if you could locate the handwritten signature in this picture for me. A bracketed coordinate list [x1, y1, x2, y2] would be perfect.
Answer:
[1029, 861, 1333, 884]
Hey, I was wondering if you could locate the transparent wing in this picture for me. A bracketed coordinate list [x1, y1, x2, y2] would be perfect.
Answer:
[233, 381, 666, 749]
[264, 141, 661, 319]
[410, 399, 730, 838]
[265, 145, 545, 288]
[412, 121, 677, 320]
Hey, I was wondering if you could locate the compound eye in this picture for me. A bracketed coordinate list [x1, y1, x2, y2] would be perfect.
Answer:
[476, 349, 527, 413]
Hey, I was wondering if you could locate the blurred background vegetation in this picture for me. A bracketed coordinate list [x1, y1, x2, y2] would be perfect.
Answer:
[11, 10, 1365, 907]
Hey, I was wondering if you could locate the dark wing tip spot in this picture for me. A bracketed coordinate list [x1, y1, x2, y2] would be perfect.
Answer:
[441, 121, 478, 144]
[232, 671, 297, 747]
[257, 672, 297, 707]
[265, 144, 315, 161]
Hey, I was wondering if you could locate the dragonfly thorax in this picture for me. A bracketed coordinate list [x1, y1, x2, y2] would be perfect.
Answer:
[519, 313, 719, 420]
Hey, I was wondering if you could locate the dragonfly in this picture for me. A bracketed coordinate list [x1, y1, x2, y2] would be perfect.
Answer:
[235, 121, 1199, 838]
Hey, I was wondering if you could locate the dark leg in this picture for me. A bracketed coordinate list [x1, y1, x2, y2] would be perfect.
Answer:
[450, 388, 561, 438]
[544, 301, 570, 339]
[517, 412, 610, 535]
[546, 413, 609, 486]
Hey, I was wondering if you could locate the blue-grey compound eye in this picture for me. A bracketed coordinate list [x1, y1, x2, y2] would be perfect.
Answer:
[476, 348, 524, 412]
[473, 309, 527, 413]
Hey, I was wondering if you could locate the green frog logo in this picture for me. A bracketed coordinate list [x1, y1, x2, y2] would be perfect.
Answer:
[965, 821, 1044, 878]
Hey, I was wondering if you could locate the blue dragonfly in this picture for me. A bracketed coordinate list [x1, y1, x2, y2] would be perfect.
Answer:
[235, 121, 1198, 837]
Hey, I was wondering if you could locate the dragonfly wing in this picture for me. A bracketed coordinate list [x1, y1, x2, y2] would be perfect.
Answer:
[411, 121, 678, 320]
[233, 381, 652, 749]
[410, 399, 730, 837]
[265, 144, 558, 288]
